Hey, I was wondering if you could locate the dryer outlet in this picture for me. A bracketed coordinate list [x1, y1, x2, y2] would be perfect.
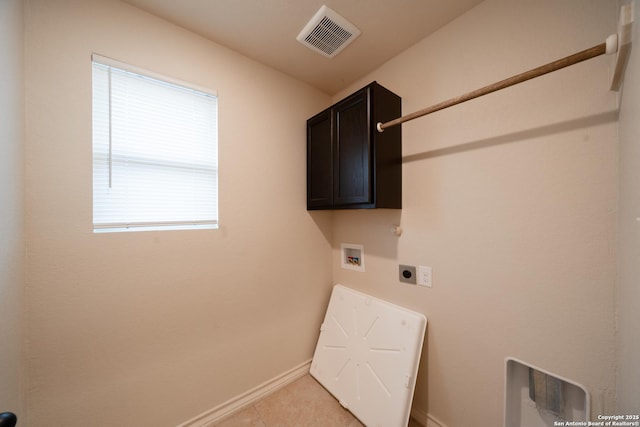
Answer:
[399, 265, 416, 284]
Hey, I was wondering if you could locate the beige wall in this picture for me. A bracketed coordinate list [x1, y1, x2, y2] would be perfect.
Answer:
[332, 0, 620, 425]
[18, 0, 639, 425]
[0, 0, 26, 420]
[616, 0, 640, 414]
[23, 0, 332, 425]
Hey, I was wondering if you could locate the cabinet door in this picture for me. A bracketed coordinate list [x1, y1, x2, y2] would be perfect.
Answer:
[307, 109, 333, 209]
[333, 89, 370, 206]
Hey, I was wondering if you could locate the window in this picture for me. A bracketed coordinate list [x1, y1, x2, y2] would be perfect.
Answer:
[92, 55, 218, 232]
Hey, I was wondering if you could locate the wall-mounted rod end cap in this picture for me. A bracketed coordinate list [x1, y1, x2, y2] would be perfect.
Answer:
[391, 225, 402, 236]
[606, 33, 618, 54]
[376, 122, 384, 133]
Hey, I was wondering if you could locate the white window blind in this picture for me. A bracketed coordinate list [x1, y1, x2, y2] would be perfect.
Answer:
[92, 55, 218, 232]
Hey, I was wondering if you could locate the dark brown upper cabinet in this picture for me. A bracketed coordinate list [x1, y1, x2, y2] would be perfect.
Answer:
[307, 82, 402, 210]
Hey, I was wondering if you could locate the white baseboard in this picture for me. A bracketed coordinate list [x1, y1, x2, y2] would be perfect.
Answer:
[427, 413, 447, 427]
[411, 407, 447, 427]
[177, 359, 312, 427]
[411, 407, 429, 426]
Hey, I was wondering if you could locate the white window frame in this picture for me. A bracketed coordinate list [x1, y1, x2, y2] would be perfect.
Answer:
[92, 54, 218, 233]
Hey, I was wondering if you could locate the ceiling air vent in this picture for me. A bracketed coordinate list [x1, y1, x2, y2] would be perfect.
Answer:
[296, 5, 361, 58]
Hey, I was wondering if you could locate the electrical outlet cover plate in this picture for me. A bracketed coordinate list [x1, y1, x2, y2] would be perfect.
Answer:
[399, 265, 416, 284]
[417, 266, 432, 287]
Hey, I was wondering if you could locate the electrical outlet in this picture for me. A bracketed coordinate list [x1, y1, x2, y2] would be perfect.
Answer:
[417, 266, 432, 287]
[399, 265, 417, 284]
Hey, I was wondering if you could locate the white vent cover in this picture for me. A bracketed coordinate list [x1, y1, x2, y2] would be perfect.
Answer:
[297, 5, 361, 58]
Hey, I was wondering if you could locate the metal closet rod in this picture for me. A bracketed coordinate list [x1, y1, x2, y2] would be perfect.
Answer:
[376, 32, 624, 133]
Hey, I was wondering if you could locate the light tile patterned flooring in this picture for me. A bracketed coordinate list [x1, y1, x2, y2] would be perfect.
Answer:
[212, 374, 423, 427]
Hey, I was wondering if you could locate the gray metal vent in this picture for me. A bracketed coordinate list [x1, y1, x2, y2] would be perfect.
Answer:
[296, 5, 361, 58]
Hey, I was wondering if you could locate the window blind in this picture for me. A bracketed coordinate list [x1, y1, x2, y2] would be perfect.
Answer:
[92, 55, 218, 232]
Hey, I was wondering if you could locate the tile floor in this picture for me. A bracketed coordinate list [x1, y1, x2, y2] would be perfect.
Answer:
[212, 374, 423, 427]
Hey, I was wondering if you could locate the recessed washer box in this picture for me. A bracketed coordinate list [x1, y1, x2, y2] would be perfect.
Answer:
[311, 285, 427, 427]
[341, 243, 364, 272]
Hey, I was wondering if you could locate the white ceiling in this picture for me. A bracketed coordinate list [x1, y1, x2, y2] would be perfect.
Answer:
[122, 0, 485, 95]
